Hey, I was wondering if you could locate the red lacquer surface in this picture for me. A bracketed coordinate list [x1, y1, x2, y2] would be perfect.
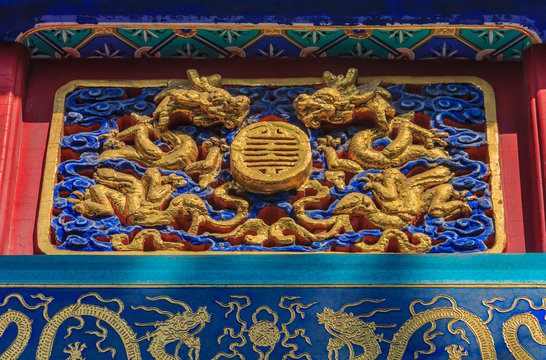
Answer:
[0, 43, 28, 255]
[524, 45, 546, 252]
[0, 47, 541, 254]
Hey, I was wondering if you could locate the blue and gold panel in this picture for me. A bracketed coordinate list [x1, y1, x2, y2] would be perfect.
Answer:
[38, 72, 504, 254]
[1, 285, 545, 359]
[17, 25, 539, 61]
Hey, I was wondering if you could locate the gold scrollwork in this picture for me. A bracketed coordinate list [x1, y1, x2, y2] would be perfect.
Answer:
[214, 295, 317, 360]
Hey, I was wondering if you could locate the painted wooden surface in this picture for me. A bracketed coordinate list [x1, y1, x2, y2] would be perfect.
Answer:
[0, 43, 28, 255]
[0, 253, 544, 284]
[0, 0, 545, 42]
[5, 55, 530, 254]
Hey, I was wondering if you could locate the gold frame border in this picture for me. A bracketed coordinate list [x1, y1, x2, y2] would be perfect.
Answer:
[38, 76, 505, 255]
[17, 23, 542, 44]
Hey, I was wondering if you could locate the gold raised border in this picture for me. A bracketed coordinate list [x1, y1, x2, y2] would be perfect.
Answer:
[17, 23, 542, 45]
[38, 76, 504, 254]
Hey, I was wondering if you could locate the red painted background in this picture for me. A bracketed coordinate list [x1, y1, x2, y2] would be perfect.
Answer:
[1, 42, 544, 254]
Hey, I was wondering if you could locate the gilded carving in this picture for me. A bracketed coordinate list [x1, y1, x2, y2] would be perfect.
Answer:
[64, 342, 87, 360]
[388, 295, 496, 359]
[214, 295, 316, 360]
[153, 69, 249, 130]
[132, 296, 211, 359]
[294, 68, 395, 129]
[1, 291, 546, 359]
[230, 121, 313, 194]
[334, 166, 473, 230]
[317, 299, 398, 360]
[69, 167, 186, 222]
[40, 70, 504, 253]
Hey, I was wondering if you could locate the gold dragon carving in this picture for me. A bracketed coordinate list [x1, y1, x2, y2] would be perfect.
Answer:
[483, 296, 546, 359]
[387, 295, 497, 360]
[132, 296, 211, 360]
[64, 68, 478, 252]
[317, 295, 497, 360]
[293, 69, 473, 252]
[334, 166, 473, 229]
[153, 69, 250, 130]
[0, 292, 210, 360]
[70, 168, 249, 250]
[293, 68, 395, 129]
[317, 298, 399, 360]
[98, 69, 247, 186]
[293, 69, 448, 169]
[2, 292, 546, 358]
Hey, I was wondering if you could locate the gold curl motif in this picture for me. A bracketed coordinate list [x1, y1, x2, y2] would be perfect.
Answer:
[502, 313, 546, 360]
[482, 296, 546, 324]
[0, 310, 32, 360]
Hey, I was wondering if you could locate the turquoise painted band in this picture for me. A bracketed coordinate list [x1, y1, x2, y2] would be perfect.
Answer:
[0, 254, 541, 285]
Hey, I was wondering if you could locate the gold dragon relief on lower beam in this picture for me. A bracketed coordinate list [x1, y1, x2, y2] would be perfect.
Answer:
[0, 292, 210, 360]
[1, 292, 546, 359]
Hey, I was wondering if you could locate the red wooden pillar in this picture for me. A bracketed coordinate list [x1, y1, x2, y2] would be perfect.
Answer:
[524, 44, 546, 252]
[0, 42, 29, 254]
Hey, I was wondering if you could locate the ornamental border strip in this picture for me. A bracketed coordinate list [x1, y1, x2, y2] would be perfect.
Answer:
[16, 23, 541, 61]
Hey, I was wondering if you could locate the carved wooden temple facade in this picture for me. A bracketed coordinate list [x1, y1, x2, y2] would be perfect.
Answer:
[1, 1, 546, 358]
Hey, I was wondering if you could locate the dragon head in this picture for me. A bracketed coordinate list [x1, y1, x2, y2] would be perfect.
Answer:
[333, 192, 376, 215]
[294, 87, 354, 128]
[294, 68, 394, 129]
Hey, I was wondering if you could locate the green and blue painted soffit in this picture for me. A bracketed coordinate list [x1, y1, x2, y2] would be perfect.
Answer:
[1, 0, 545, 61]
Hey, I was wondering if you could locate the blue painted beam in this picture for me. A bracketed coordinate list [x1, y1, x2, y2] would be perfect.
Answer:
[0, 254, 544, 285]
[1, 0, 546, 41]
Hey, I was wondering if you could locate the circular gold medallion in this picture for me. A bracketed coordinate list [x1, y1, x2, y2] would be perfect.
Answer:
[230, 122, 312, 194]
